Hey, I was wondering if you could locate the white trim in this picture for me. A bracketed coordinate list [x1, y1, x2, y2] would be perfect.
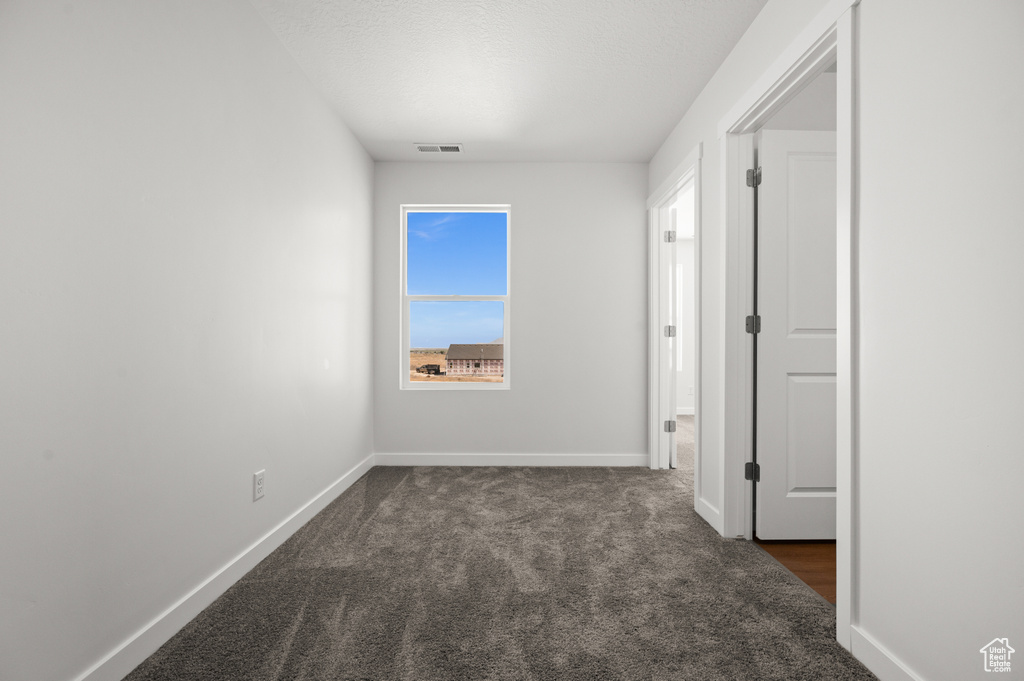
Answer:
[676, 407, 695, 416]
[375, 453, 649, 467]
[716, 0, 859, 653]
[717, 0, 858, 138]
[850, 626, 926, 681]
[73, 454, 376, 681]
[834, 6, 859, 650]
[691, 158, 706, 524]
[647, 144, 703, 209]
[695, 498, 721, 530]
[400, 204, 511, 391]
[721, 132, 755, 540]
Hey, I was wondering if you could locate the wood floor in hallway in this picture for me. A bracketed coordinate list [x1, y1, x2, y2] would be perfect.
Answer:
[754, 540, 837, 605]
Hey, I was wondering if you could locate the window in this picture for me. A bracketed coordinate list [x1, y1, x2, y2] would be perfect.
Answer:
[401, 205, 510, 390]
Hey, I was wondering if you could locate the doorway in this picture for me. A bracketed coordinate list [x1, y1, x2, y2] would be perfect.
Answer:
[672, 183, 697, 473]
[673, 184, 697, 424]
[647, 145, 701, 480]
[716, 6, 857, 648]
[746, 64, 839, 603]
[752, 68, 838, 541]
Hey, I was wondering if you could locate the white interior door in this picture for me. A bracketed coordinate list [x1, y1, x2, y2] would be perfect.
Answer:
[756, 130, 837, 539]
[675, 241, 694, 414]
[673, 184, 696, 418]
[654, 200, 678, 469]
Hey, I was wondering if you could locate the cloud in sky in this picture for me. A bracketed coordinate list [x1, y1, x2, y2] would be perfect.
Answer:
[410, 213, 464, 241]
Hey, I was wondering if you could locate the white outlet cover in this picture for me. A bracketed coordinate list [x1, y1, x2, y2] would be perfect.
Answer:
[253, 470, 265, 501]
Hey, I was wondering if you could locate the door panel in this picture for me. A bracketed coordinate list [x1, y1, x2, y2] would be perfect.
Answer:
[787, 154, 838, 336]
[786, 373, 837, 492]
[757, 130, 837, 539]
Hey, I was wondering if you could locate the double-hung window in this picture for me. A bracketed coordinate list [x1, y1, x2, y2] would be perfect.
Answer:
[401, 205, 510, 390]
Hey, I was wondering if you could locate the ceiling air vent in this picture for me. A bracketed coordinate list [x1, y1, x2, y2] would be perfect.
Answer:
[415, 143, 463, 154]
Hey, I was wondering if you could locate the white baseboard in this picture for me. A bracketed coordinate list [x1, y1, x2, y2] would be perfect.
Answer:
[374, 453, 649, 467]
[676, 407, 695, 416]
[695, 497, 723, 534]
[850, 625, 926, 681]
[75, 454, 376, 681]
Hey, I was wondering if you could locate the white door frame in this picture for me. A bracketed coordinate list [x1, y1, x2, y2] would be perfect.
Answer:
[648, 144, 702, 471]
[716, 0, 859, 649]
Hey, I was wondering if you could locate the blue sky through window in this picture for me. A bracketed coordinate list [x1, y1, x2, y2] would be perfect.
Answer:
[407, 212, 507, 295]
[410, 301, 503, 348]
[407, 211, 507, 349]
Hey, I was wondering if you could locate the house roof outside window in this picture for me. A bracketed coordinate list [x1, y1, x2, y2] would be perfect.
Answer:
[446, 344, 503, 361]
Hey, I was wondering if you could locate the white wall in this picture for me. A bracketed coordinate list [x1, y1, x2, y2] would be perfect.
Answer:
[762, 72, 836, 130]
[855, 2, 1024, 679]
[0, 3, 374, 681]
[650, 0, 1024, 679]
[374, 163, 648, 463]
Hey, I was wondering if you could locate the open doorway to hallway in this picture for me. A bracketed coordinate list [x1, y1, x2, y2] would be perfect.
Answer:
[648, 145, 701, 475]
[713, 7, 855, 648]
[671, 183, 697, 470]
[750, 60, 837, 603]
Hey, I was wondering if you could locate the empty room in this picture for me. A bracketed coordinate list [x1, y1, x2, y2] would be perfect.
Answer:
[2, 1, 1022, 681]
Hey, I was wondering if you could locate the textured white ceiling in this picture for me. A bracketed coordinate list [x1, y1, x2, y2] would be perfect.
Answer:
[248, 0, 768, 162]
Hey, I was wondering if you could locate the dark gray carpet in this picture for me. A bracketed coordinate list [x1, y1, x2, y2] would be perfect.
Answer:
[124, 425, 875, 681]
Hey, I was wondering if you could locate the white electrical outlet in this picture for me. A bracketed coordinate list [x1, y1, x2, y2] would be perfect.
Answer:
[253, 470, 265, 501]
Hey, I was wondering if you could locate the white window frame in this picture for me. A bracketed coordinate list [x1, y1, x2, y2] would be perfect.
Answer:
[400, 204, 511, 391]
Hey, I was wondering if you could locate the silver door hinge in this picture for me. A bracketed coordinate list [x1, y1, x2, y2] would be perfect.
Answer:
[664, 230, 677, 243]
[745, 315, 761, 334]
[664, 325, 676, 337]
[746, 167, 762, 187]
[744, 462, 760, 482]
[664, 420, 677, 433]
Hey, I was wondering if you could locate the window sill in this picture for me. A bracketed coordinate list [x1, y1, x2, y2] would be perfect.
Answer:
[401, 381, 510, 391]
